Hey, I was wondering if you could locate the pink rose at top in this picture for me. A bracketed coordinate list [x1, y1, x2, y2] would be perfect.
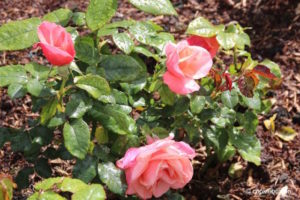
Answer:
[35, 22, 75, 66]
[116, 135, 196, 199]
[163, 38, 213, 95]
[187, 35, 220, 58]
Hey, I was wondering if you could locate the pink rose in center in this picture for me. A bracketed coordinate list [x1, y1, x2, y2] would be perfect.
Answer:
[35, 21, 75, 66]
[163, 40, 213, 95]
[116, 135, 195, 199]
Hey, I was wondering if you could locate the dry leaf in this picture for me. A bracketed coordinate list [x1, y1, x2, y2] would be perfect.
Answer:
[275, 126, 298, 142]
[264, 113, 277, 132]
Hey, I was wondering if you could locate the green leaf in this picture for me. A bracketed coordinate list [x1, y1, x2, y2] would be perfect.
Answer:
[32, 191, 66, 200]
[242, 92, 261, 110]
[158, 84, 176, 106]
[35, 158, 52, 178]
[98, 162, 126, 195]
[27, 79, 44, 97]
[168, 97, 190, 116]
[120, 76, 147, 94]
[147, 32, 174, 51]
[0, 128, 9, 148]
[75, 36, 100, 65]
[15, 167, 34, 190]
[100, 55, 146, 82]
[25, 63, 57, 80]
[128, 0, 177, 15]
[40, 97, 58, 125]
[74, 75, 110, 100]
[187, 17, 224, 37]
[260, 59, 281, 78]
[237, 110, 258, 135]
[221, 89, 238, 108]
[86, 0, 117, 31]
[7, 83, 26, 99]
[9, 131, 32, 152]
[35, 177, 64, 191]
[216, 32, 237, 50]
[97, 27, 118, 37]
[129, 21, 156, 44]
[152, 127, 169, 139]
[95, 126, 109, 144]
[133, 46, 160, 61]
[111, 89, 128, 105]
[89, 104, 137, 135]
[211, 107, 236, 128]
[73, 155, 97, 183]
[0, 65, 27, 87]
[59, 178, 87, 193]
[47, 112, 65, 128]
[235, 32, 250, 49]
[112, 32, 134, 54]
[205, 128, 235, 162]
[66, 99, 90, 119]
[229, 128, 261, 165]
[104, 20, 135, 29]
[72, 184, 106, 200]
[72, 12, 86, 26]
[43, 8, 73, 26]
[111, 135, 139, 155]
[190, 96, 206, 114]
[0, 17, 41, 50]
[63, 119, 90, 159]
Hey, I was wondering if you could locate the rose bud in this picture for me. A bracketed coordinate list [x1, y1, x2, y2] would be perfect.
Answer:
[35, 21, 75, 66]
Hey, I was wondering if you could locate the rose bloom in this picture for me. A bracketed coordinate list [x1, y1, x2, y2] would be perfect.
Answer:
[35, 21, 75, 66]
[163, 39, 213, 95]
[116, 135, 195, 199]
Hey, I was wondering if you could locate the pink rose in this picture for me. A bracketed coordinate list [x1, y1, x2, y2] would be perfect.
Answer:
[35, 22, 75, 66]
[163, 40, 213, 95]
[116, 135, 195, 199]
[187, 35, 220, 58]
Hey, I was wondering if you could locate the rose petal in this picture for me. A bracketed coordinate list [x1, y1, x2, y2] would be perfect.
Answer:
[163, 71, 200, 95]
[178, 46, 213, 79]
[187, 35, 219, 58]
[38, 43, 73, 66]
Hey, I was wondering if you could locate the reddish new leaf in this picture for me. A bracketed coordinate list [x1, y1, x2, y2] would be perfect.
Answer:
[224, 73, 232, 91]
[252, 65, 276, 79]
[210, 69, 222, 89]
[238, 72, 259, 97]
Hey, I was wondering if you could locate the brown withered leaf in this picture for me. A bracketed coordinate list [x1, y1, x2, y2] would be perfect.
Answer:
[0, 174, 16, 200]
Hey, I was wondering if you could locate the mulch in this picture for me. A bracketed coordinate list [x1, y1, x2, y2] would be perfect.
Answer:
[0, 0, 299, 199]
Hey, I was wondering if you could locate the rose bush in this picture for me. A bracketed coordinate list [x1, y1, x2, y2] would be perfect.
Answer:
[0, 0, 282, 199]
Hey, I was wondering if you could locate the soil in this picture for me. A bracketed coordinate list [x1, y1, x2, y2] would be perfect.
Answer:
[0, 0, 300, 200]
